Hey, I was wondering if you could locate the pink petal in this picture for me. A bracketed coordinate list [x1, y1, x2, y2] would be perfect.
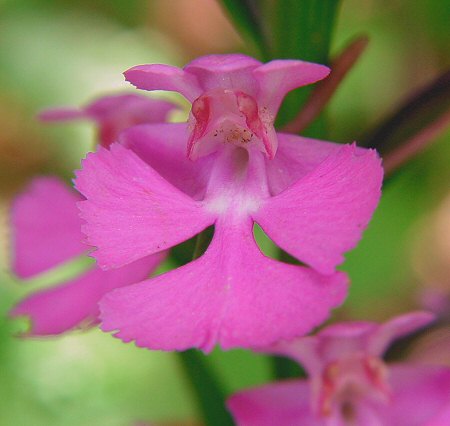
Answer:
[100, 218, 347, 352]
[10, 253, 163, 336]
[11, 177, 85, 278]
[253, 60, 330, 114]
[266, 323, 380, 376]
[227, 380, 316, 426]
[265, 336, 322, 375]
[319, 321, 378, 339]
[184, 54, 261, 93]
[119, 123, 214, 199]
[265, 132, 345, 196]
[84, 93, 177, 122]
[426, 403, 450, 426]
[385, 364, 450, 426]
[75, 143, 215, 269]
[267, 314, 437, 377]
[38, 107, 86, 122]
[367, 311, 435, 356]
[312, 322, 380, 369]
[186, 54, 261, 73]
[254, 144, 383, 275]
[228, 364, 450, 426]
[86, 94, 178, 147]
[39, 94, 178, 148]
[124, 64, 202, 101]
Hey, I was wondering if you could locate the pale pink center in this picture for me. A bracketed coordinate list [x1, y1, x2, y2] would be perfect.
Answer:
[187, 89, 276, 160]
[315, 355, 391, 421]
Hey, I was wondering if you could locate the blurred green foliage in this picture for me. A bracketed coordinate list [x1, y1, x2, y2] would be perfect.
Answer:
[269, 0, 340, 129]
[218, 0, 269, 58]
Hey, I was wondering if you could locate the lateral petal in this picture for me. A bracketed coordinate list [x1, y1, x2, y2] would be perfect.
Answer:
[265, 133, 344, 196]
[367, 311, 435, 356]
[255, 144, 383, 275]
[75, 143, 214, 269]
[253, 60, 330, 114]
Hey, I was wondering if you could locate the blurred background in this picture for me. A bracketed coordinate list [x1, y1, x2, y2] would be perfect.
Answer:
[0, 0, 449, 425]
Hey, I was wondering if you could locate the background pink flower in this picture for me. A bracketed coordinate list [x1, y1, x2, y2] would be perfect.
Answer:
[39, 93, 178, 147]
[228, 312, 450, 425]
[9, 177, 165, 335]
[9, 93, 178, 335]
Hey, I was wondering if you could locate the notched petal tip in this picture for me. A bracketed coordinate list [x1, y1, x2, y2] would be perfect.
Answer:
[78, 222, 113, 271]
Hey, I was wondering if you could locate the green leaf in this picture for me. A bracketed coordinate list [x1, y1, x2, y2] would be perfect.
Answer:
[217, 0, 269, 58]
[271, 355, 305, 380]
[269, 0, 341, 128]
[178, 350, 234, 426]
[271, 0, 340, 61]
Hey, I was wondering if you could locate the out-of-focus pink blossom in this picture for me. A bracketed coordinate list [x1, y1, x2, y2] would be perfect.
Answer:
[9, 93, 176, 335]
[228, 312, 450, 425]
[409, 326, 450, 367]
[75, 54, 383, 352]
[9, 177, 165, 335]
[39, 93, 178, 147]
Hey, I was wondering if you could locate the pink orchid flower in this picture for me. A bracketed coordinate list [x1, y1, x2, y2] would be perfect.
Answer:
[75, 54, 384, 352]
[38, 93, 178, 147]
[228, 312, 450, 426]
[9, 93, 178, 335]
